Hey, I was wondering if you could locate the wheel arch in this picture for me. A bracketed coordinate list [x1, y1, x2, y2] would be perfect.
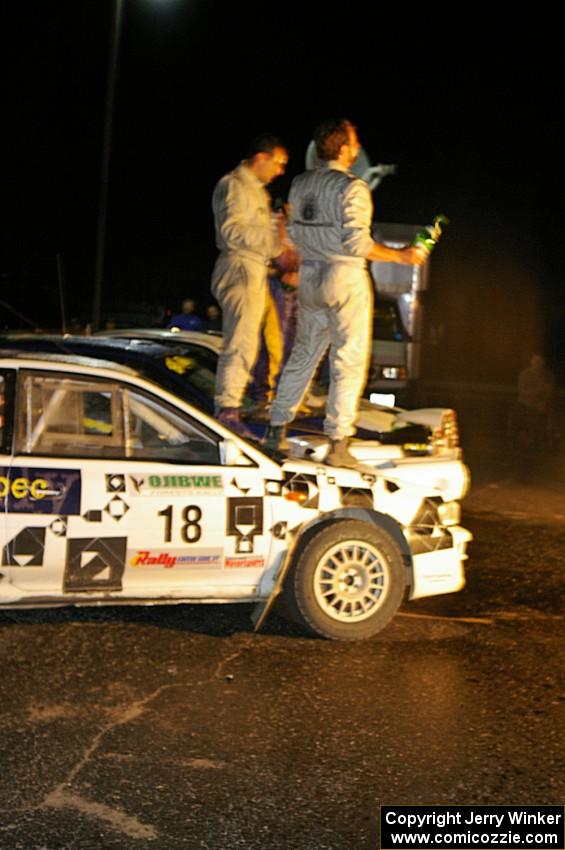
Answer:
[294, 507, 413, 568]
[252, 507, 413, 634]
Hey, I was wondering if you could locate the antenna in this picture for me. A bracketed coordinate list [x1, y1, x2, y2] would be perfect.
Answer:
[305, 140, 396, 191]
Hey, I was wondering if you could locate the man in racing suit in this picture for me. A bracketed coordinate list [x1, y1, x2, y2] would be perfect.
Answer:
[266, 119, 424, 467]
[211, 135, 290, 437]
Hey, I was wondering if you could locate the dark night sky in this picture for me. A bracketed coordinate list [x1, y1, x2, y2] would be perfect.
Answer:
[4, 2, 563, 383]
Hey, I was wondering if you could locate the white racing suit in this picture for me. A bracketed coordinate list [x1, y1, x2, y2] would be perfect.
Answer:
[211, 163, 279, 410]
[270, 163, 375, 440]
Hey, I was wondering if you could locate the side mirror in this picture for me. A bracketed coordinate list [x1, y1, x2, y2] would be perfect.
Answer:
[220, 438, 253, 466]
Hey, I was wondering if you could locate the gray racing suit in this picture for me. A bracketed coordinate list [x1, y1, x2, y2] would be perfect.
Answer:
[270, 162, 375, 440]
[211, 163, 279, 410]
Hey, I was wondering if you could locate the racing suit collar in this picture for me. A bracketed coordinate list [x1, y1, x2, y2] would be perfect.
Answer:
[324, 160, 351, 174]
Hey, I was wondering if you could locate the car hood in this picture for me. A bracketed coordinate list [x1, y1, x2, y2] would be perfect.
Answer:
[280, 453, 470, 503]
[303, 395, 446, 431]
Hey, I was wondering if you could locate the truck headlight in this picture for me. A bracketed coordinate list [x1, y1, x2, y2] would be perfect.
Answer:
[376, 366, 408, 380]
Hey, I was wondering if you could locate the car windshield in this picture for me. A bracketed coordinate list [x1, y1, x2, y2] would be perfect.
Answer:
[119, 340, 257, 412]
[373, 300, 407, 342]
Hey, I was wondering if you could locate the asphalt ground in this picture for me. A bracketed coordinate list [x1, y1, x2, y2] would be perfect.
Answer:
[0, 410, 563, 849]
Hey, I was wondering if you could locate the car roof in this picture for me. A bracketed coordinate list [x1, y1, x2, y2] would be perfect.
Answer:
[0, 333, 216, 359]
[95, 328, 223, 350]
[0, 348, 140, 377]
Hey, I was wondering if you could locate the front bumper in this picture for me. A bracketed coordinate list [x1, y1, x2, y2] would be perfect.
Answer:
[408, 525, 472, 599]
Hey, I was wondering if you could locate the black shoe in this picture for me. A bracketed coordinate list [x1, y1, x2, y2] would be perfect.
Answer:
[325, 438, 359, 469]
[247, 400, 271, 423]
[264, 424, 289, 451]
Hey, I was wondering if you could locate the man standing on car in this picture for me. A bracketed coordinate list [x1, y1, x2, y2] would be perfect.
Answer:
[265, 118, 425, 467]
[211, 134, 292, 437]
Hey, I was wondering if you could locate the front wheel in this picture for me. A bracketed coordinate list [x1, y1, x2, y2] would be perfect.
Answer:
[283, 520, 406, 641]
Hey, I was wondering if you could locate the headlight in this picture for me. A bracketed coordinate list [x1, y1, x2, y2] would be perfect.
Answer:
[375, 366, 408, 380]
[437, 501, 461, 526]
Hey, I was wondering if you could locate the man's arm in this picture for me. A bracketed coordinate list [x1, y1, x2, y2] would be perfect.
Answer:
[213, 175, 272, 256]
[342, 179, 426, 266]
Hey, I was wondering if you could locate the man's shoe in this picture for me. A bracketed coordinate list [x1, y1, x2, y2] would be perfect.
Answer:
[325, 438, 359, 469]
[216, 407, 256, 440]
[264, 424, 289, 452]
[247, 400, 271, 423]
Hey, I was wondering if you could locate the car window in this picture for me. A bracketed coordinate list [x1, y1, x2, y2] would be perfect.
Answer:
[123, 388, 219, 463]
[15, 371, 220, 464]
[0, 374, 5, 446]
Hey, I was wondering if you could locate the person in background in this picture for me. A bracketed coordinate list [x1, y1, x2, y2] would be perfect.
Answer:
[210, 134, 290, 436]
[167, 299, 204, 332]
[510, 353, 556, 450]
[266, 118, 424, 467]
[203, 303, 222, 331]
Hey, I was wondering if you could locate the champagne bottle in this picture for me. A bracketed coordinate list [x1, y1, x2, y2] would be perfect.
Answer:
[413, 214, 449, 255]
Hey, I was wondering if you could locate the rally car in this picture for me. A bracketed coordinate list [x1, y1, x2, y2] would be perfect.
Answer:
[0, 351, 471, 640]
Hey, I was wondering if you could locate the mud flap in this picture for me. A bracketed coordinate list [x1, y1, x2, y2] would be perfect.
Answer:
[250, 530, 299, 632]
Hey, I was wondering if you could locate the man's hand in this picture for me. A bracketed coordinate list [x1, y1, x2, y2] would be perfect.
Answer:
[273, 247, 300, 274]
[367, 243, 428, 265]
[398, 246, 428, 266]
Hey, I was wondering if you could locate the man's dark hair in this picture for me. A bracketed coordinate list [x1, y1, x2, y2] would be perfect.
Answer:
[314, 118, 354, 161]
[245, 134, 287, 159]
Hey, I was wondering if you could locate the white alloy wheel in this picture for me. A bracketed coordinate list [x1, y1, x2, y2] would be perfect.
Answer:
[313, 538, 390, 623]
[284, 519, 406, 641]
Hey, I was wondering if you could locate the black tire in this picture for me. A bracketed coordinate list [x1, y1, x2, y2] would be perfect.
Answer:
[283, 519, 406, 641]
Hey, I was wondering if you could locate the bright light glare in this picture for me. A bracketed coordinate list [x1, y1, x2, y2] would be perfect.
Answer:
[370, 393, 396, 407]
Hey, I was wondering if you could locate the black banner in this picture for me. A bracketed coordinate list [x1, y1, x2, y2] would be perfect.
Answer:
[381, 806, 564, 849]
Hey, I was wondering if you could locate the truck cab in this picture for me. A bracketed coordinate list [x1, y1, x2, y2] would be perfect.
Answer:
[369, 222, 431, 408]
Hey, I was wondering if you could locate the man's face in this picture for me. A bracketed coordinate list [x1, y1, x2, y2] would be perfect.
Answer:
[343, 126, 361, 168]
[254, 147, 288, 184]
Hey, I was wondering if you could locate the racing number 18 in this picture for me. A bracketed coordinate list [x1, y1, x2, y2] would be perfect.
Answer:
[158, 505, 202, 543]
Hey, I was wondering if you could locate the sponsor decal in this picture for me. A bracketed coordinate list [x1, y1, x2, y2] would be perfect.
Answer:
[227, 497, 263, 554]
[64, 537, 127, 592]
[230, 477, 250, 494]
[301, 193, 318, 222]
[0, 467, 81, 515]
[128, 548, 222, 569]
[129, 473, 223, 496]
[2, 527, 46, 567]
[83, 509, 103, 522]
[265, 480, 282, 495]
[106, 474, 126, 493]
[104, 495, 130, 521]
[49, 516, 68, 537]
[224, 555, 265, 569]
[270, 521, 287, 540]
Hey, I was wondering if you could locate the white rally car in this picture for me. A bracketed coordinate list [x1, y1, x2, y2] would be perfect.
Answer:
[0, 352, 471, 640]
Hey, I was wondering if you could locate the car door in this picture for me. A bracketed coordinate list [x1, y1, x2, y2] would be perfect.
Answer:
[3, 367, 273, 600]
[0, 370, 14, 587]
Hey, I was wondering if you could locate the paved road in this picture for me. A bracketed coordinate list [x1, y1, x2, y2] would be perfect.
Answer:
[1, 443, 563, 849]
